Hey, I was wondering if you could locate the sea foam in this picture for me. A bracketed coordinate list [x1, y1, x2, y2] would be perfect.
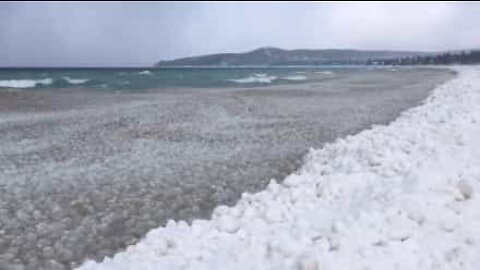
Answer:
[282, 75, 307, 81]
[0, 78, 53, 88]
[63, 77, 90, 85]
[314, 71, 334, 75]
[229, 74, 277, 84]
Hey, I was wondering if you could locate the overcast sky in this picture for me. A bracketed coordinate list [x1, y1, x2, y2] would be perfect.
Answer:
[1, 2, 479, 67]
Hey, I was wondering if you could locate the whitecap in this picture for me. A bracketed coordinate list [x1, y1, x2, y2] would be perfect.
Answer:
[139, 70, 152, 75]
[282, 75, 307, 81]
[63, 77, 89, 85]
[229, 74, 277, 84]
[314, 71, 334, 75]
[0, 78, 53, 88]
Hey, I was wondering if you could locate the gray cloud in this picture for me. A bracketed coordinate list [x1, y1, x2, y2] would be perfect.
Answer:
[0, 2, 479, 67]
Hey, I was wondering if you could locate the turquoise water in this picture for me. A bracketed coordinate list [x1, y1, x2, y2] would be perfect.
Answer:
[0, 67, 351, 90]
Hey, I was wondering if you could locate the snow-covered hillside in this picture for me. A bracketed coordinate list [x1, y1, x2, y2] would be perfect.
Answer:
[78, 66, 480, 270]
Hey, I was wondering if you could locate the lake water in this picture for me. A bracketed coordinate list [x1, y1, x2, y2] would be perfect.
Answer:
[0, 67, 363, 90]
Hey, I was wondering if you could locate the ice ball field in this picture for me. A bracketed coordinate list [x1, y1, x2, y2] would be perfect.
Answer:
[0, 68, 454, 269]
[80, 66, 480, 270]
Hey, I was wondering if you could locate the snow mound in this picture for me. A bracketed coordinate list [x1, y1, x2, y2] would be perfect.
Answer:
[78, 66, 480, 270]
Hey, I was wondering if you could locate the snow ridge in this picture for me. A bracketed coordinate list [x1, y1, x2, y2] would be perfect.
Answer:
[79, 66, 480, 270]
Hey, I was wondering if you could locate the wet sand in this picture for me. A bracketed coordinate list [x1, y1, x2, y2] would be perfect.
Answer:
[0, 67, 455, 269]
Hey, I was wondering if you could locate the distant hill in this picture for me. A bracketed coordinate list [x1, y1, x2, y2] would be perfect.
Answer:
[154, 47, 432, 67]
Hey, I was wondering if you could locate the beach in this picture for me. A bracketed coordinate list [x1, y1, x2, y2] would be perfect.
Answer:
[78, 65, 480, 270]
[0, 67, 454, 269]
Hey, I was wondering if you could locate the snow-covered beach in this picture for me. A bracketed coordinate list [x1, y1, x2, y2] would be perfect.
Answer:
[0, 68, 453, 269]
[78, 66, 480, 270]
[2, 1, 480, 270]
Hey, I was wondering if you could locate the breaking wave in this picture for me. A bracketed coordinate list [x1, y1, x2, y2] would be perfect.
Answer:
[229, 74, 277, 84]
[282, 75, 306, 81]
[63, 77, 90, 85]
[315, 71, 334, 75]
[0, 78, 53, 88]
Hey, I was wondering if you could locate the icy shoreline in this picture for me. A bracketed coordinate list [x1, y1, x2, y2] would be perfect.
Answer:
[79, 66, 480, 270]
[2, 68, 451, 269]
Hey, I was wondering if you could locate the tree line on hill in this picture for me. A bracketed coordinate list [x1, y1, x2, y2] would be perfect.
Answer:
[366, 50, 480, 65]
